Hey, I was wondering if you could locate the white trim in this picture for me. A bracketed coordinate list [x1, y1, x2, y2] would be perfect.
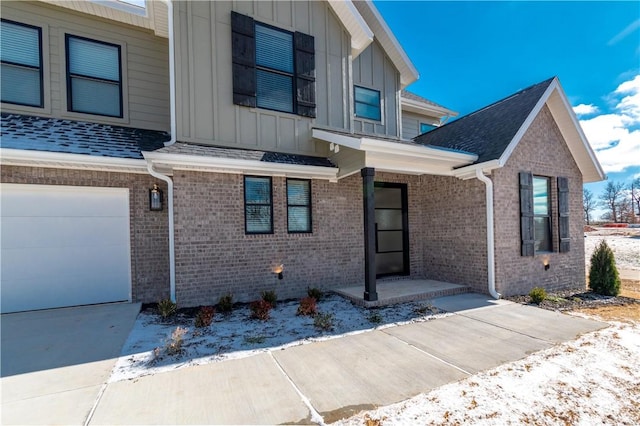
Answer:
[326, 0, 374, 57]
[142, 151, 339, 182]
[452, 160, 502, 180]
[475, 169, 500, 299]
[401, 96, 459, 119]
[0, 148, 149, 173]
[352, 1, 419, 87]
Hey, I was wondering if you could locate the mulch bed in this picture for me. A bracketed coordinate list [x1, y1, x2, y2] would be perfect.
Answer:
[507, 291, 640, 312]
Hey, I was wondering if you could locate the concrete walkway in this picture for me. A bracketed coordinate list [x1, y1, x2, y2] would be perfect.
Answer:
[1, 294, 605, 425]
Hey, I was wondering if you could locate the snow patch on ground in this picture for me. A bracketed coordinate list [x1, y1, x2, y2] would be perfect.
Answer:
[110, 295, 448, 382]
[585, 233, 640, 271]
[334, 318, 640, 425]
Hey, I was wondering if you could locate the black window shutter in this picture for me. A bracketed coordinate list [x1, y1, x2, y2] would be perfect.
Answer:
[231, 12, 256, 107]
[557, 176, 570, 253]
[294, 31, 316, 118]
[519, 171, 535, 256]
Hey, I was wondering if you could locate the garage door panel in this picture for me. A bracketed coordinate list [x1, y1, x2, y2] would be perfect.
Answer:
[1, 185, 129, 217]
[1, 184, 132, 313]
[2, 217, 130, 249]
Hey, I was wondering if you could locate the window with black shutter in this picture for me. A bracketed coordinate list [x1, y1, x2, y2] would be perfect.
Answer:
[520, 172, 553, 256]
[519, 172, 535, 257]
[231, 11, 315, 118]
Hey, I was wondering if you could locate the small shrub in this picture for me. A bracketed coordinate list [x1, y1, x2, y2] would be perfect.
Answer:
[195, 306, 215, 328]
[157, 298, 177, 320]
[529, 287, 547, 305]
[589, 240, 621, 296]
[368, 311, 383, 324]
[218, 293, 234, 313]
[250, 299, 272, 321]
[313, 312, 334, 331]
[261, 290, 278, 308]
[297, 297, 317, 316]
[307, 287, 323, 301]
[166, 326, 187, 355]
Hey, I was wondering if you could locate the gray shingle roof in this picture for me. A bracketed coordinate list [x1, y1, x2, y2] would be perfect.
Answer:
[155, 142, 336, 168]
[401, 90, 449, 110]
[0, 113, 170, 159]
[414, 78, 555, 164]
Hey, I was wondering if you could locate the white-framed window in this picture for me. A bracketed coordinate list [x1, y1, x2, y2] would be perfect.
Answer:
[532, 176, 552, 252]
[420, 122, 436, 133]
[1, 19, 43, 107]
[354, 86, 381, 121]
[66, 34, 122, 117]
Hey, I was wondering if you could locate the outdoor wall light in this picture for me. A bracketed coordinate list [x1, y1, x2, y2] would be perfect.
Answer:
[542, 256, 550, 271]
[149, 183, 163, 211]
[272, 264, 284, 280]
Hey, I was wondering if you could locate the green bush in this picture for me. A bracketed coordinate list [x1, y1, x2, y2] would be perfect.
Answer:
[589, 240, 621, 296]
[261, 290, 278, 308]
[313, 312, 334, 331]
[195, 306, 215, 328]
[528, 287, 547, 305]
[307, 287, 323, 301]
[367, 311, 383, 324]
[157, 299, 177, 320]
[217, 293, 234, 313]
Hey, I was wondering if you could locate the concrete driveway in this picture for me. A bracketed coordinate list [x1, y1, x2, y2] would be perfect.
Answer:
[1, 302, 141, 425]
[1, 294, 605, 425]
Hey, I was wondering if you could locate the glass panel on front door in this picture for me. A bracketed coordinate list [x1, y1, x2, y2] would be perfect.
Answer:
[374, 184, 408, 276]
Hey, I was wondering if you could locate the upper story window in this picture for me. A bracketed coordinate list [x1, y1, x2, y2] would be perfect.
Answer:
[287, 179, 312, 233]
[231, 11, 316, 118]
[66, 35, 122, 118]
[420, 123, 436, 133]
[244, 176, 273, 234]
[354, 86, 381, 121]
[256, 24, 294, 113]
[1, 20, 43, 107]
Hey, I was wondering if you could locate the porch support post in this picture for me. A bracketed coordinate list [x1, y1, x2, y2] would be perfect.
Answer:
[361, 167, 378, 301]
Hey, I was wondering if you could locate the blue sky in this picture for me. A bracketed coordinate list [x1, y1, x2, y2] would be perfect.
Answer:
[375, 1, 640, 218]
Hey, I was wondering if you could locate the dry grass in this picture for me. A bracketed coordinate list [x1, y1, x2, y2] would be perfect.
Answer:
[573, 279, 640, 322]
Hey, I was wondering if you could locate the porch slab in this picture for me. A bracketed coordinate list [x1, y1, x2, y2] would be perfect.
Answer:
[333, 279, 470, 307]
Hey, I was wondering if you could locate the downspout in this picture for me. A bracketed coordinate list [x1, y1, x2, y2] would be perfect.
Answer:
[475, 168, 501, 299]
[145, 0, 177, 302]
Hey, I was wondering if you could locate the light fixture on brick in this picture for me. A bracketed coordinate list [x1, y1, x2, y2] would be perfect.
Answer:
[149, 183, 163, 211]
[272, 263, 284, 280]
[542, 256, 550, 271]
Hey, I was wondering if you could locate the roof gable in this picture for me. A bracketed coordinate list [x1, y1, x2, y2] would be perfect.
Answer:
[415, 77, 605, 183]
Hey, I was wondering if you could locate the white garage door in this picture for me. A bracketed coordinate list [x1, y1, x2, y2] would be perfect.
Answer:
[1, 184, 131, 313]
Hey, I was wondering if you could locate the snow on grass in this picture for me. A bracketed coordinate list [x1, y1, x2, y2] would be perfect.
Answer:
[585, 233, 640, 271]
[109, 295, 448, 383]
[333, 318, 640, 426]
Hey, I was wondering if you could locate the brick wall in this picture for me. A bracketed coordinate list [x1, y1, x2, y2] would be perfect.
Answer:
[421, 175, 488, 292]
[492, 105, 585, 296]
[1, 166, 170, 302]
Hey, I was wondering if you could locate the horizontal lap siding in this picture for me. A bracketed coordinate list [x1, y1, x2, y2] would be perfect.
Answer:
[1, 1, 170, 131]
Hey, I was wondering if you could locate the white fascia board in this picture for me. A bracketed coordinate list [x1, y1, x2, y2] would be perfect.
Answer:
[452, 160, 502, 180]
[143, 151, 338, 181]
[327, 1, 374, 57]
[548, 85, 606, 183]
[361, 137, 477, 164]
[366, 152, 455, 176]
[401, 97, 459, 119]
[312, 128, 363, 150]
[354, 1, 419, 87]
[0, 148, 149, 173]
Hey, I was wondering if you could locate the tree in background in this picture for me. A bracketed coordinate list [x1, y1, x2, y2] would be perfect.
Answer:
[583, 189, 596, 225]
[599, 181, 626, 223]
[631, 177, 640, 223]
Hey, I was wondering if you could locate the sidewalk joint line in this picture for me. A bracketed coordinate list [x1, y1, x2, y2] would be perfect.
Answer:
[84, 381, 108, 426]
[382, 330, 473, 376]
[268, 352, 326, 426]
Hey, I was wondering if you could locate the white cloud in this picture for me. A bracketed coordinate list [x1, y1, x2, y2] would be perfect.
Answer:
[578, 74, 640, 174]
[573, 103, 599, 116]
[607, 19, 640, 46]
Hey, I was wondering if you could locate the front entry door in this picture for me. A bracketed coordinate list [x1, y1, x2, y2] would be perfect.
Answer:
[374, 183, 409, 277]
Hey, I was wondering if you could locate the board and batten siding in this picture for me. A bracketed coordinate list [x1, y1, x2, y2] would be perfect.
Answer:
[401, 111, 440, 140]
[174, 0, 351, 157]
[352, 40, 400, 138]
[1, 1, 170, 132]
